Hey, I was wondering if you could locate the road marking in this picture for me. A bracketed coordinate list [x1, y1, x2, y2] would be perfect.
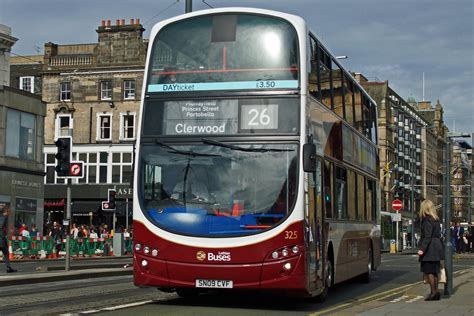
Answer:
[310, 302, 353, 316]
[390, 295, 409, 303]
[310, 281, 421, 315]
[102, 300, 154, 311]
[61, 300, 154, 315]
[406, 295, 424, 303]
[357, 281, 420, 303]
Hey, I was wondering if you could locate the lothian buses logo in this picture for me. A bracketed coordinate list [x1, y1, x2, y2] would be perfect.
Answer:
[196, 250, 232, 262]
[196, 251, 206, 261]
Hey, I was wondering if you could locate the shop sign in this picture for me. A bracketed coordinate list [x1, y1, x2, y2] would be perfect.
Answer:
[12, 179, 42, 189]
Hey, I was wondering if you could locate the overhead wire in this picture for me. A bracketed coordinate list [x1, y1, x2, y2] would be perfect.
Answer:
[143, 0, 180, 26]
[202, 0, 214, 8]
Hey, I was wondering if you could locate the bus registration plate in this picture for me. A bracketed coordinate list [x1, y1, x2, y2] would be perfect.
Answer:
[195, 279, 233, 289]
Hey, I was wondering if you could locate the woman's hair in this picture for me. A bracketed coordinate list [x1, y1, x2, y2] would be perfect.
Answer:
[419, 199, 439, 221]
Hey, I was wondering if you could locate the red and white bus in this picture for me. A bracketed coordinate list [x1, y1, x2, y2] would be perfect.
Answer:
[133, 7, 381, 300]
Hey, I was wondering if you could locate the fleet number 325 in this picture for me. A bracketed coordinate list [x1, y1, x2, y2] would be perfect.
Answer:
[285, 230, 298, 239]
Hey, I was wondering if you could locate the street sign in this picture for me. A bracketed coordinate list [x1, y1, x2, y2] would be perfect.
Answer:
[392, 213, 402, 222]
[392, 199, 403, 211]
[102, 201, 110, 211]
[70, 163, 82, 176]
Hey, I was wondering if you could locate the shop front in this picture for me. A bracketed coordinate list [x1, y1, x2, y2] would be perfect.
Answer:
[0, 171, 44, 235]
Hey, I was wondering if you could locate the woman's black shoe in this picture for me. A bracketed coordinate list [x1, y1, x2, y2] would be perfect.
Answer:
[6, 266, 17, 273]
[424, 293, 435, 301]
[433, 292, 441, 300]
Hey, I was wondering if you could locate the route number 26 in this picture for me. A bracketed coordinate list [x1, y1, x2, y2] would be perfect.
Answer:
[284, 230, 298, 240]
[247, 108, 271, 126]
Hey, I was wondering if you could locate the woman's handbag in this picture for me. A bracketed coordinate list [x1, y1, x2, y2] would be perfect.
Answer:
[439, 267, 447, 284]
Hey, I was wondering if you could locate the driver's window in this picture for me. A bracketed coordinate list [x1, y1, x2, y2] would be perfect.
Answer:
[144, 164, 162, 200]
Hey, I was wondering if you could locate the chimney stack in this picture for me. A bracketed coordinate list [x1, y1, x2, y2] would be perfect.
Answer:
[130, 19, 135, 25]
[107, 20, 111, 27]
[101, 20, 105, 27]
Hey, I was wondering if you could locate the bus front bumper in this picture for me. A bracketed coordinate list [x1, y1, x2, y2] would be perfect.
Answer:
[133, 252, 306, 291]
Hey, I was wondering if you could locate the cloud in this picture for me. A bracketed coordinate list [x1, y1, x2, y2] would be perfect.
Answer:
[1, 0, 472, 133]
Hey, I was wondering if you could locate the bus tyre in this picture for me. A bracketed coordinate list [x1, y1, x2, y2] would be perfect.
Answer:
[315, 258, 333, 302]
[176, 288, 199, 298]
[360, 247, 373, 283]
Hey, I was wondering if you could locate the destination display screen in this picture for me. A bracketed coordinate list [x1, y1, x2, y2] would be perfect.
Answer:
[142, 98, 299, 136]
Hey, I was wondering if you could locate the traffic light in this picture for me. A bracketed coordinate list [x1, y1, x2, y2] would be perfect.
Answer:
[55, 137, 72, 177]
[108, 189, 116, 210]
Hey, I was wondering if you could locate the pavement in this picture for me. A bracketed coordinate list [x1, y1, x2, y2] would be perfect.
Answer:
[0, 255, 133, 287]
[316, 253, 474, 315]
[342, 266, 474, 315]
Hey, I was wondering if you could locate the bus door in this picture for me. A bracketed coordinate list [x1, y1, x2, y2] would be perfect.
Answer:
[314, 158, 324, 289]
[306, 157, 323, 292]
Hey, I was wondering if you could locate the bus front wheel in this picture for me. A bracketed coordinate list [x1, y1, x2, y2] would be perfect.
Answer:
[314, 258, 333, 302]
[360, 246, 373, 283]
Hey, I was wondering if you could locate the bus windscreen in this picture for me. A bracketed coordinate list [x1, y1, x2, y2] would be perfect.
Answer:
[139, 143, 298, 237]
[147, 13, 299, 93]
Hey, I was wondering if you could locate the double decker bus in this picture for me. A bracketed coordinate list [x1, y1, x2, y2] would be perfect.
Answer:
[133, 7, 381, 299]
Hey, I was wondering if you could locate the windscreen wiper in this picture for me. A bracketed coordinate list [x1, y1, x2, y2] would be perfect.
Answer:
[201, 138, 294, 153]
[155, 140, 220, 157]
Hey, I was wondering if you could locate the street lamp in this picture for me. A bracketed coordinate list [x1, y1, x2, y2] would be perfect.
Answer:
[443, 132, 470, 296]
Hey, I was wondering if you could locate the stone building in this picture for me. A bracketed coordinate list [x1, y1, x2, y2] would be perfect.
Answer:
[357, 76, 433, 250]
[412, 100, 448, 209]
[451, 140, 472, 223]
[10, 54, 43, 96]
[0, 24, 46, 233]
[40, 19, 146, 229]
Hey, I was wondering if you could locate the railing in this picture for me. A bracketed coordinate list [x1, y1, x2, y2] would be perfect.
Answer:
[49, 55, 94, 67]
[2, 236, 133, 259]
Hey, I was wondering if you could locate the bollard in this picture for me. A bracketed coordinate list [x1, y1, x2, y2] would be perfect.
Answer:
[8, 239, 13, 260]
[113, 233, 123, 256]
[390, 239, 396, 254]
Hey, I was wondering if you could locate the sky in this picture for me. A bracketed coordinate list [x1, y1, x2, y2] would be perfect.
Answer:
[1, 0, 473, 137]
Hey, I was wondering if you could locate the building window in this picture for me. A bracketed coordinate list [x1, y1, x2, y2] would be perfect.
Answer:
[111, 152, 133, 183]
[55, 114, 73, 138]
[101, 80, 112, 100]
[120, 112, 136, 140]
[97, 113, 112, 141]
[6, 109, 36, 160]
[19, 76, 34, 93]
[123, 80, 136, 100]
[60, 82, 71, 101]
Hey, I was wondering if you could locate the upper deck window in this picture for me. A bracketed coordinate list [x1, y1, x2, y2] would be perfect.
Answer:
[147, 13, 299, 93]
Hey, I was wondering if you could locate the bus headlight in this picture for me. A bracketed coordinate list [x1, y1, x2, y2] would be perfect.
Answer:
[143, 246, 150, 254]
[292, 246, 299, 254]
[151, 249, 159, 257]
[141, 260, 148, 267]
[272, 251, 279, 259]
[135, 243, 142, 252]
[281, 248, 289, 257]
[283, 262, 292, 270]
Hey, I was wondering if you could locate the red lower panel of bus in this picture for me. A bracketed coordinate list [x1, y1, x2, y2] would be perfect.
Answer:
[133, 221, 307, 292]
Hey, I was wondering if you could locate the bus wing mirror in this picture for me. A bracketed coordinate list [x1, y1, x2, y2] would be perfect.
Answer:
[303, 144, 316, 172]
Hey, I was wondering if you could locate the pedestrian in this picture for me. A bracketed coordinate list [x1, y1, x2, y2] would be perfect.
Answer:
[20, 223, 30, 238]
[70, 223, 79, 239]
[0, 206, 17, 273]
[452, 222, 463, 253]
[417, 199, 444, 301]
[49, 222, 63, 257]
[30, 224, 39, 237]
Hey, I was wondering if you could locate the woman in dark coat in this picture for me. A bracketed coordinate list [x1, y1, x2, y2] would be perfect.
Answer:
[417, 199, 444, 301]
